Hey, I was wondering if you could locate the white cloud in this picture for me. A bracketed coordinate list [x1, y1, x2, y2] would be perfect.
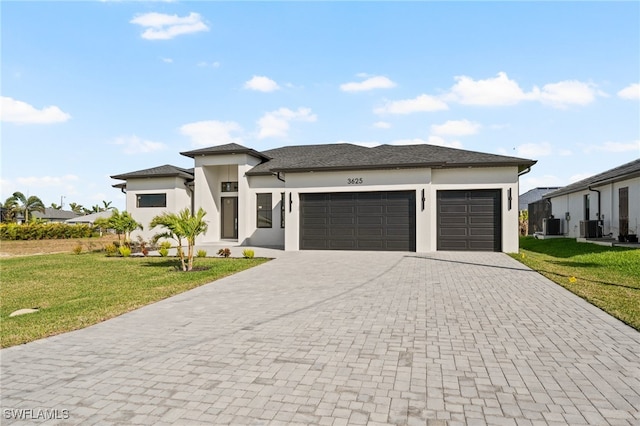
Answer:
[584, 140, 640, 154]
[389, 136, 463, 149]
[113, 135, 167, 154]
[130, 12, 208, 40]
[340, 75, 397, 92]
[537, 80, 597, 108]
[1, 96, 71, 124]
[373, 121, 391, 129]
[198, 61, 220, 68]
[374, 94, 448, 115]
[257, 107, 317, 139]
[618, 83, 640, 100]
[244, 76, 280, 92]
[520, 175, 563, 193]
[161, 57, 173, 63]
[515, 142, 554, 158]
[446, 72, 534, 106]
[180, 120, 243, 147]
[16, 174, 79, 187]
[445, 72, 598, 108]
[513, 142, 572, 157]
[431, 119, 480, 136]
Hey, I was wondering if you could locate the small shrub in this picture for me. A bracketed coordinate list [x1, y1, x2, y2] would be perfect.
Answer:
[217, 248, 231, 258]
[158, 247, 169, 257]
[242, 249, 255, 259]
[104, 243, 118, 257]
[119, 245, 132, 257]
[72, 244, 83, 255]
[159, 241, 172, 250]
[197, 249, 207, 258]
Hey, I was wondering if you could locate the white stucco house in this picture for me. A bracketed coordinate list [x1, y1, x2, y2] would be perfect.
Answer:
[543, 158, 640, 241]
[111, 143, 536, 253]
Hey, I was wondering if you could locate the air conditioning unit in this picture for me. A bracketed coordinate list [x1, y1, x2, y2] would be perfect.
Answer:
[542, 218, 562, 235]
[580, 220, 603, 238]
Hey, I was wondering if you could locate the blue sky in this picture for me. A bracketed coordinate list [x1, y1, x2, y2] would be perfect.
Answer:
[2, 1, 639, 211]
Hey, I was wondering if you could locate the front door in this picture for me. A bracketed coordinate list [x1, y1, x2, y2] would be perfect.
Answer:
[221, 197, 238, 239]
[619, 187, 629, 236]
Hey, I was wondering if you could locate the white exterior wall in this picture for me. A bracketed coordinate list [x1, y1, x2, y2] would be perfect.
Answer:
[549, 176, 640, 238]
[125, 177, 192, 241]
[121, 158, 526, 253]
[431, 167, 521, 253]
[192, 153, 264, 244]
[282, 168, 431, 251]
[245, 175, 285, 247]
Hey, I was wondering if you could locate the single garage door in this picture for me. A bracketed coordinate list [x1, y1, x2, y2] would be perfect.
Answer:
[437, 189, 501, 251]
[300, 191, 416, 251]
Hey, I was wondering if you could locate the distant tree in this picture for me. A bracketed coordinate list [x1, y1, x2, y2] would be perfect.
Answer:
[1, 197, 19, 222]
[150, 208, 208, 272]
[68, 202, 84, 214]
[102, 200, 114, 211]
[9, 192, 45, 223]
[50, 203, 62, 210]
[97, 209, 143, 243]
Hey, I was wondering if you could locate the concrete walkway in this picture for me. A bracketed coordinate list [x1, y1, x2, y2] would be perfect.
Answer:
[1, 252, 639, 425]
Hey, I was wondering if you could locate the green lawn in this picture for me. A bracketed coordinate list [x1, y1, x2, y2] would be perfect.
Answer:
[0, 253, 269, 348]
[511, 237, 640, 330]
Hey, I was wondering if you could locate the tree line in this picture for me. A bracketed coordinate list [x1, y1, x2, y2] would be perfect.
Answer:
[1, 192, 115, 223]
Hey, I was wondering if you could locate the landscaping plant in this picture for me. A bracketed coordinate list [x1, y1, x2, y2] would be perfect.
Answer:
[150, 208, 208, 271]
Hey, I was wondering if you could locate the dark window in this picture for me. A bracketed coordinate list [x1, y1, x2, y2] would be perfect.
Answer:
[281, 193, 285, 228]
[221, 182, 238, 192]
[257, 193, 272, 228]
[137, 193, 166, 208]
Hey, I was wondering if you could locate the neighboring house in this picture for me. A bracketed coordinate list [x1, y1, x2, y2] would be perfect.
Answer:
[65, 211, 113, 225]
[111, 143, 536, 253]
[519, 187, 560, 212]
[28, 208, 80, 223]
[520, 187, 561, 235]
[543, 159, 640, 240]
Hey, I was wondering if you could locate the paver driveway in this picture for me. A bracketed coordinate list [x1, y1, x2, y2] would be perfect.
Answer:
[1, 251, 639, 425]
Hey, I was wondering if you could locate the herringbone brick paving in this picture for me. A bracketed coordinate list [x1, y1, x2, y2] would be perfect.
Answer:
[1, 251, 638, 425]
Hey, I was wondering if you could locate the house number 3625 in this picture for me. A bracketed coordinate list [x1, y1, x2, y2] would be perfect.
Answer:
[347, 178, 363, 185]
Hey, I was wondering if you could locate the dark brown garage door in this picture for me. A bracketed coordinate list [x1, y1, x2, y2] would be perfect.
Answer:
[300, 191, 416, 251]
[437, 190, 501, 251]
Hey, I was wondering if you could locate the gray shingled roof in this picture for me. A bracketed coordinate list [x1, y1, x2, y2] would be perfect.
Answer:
[32, 208, 80, 221]
[180, 143, 271, 161]
[544, 158, 640, 198]
[111, 164, 194, 180]
[246, 143, 536, 175]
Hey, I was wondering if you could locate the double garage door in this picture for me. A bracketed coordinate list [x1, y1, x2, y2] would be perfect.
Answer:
[300, 191, 416, 251]
[300, 189, 502, 252]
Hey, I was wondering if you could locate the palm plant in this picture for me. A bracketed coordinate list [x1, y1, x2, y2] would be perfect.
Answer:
[9, 192, 45, 223]
[1, 197, 19, 222]
[97, 209, 143, 244]
[150, 208, 208, 272]
[68, 202, 84, 214]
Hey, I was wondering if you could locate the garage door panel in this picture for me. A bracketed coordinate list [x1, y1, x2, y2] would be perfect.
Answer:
[358, 216, 383, 225]
[437, 190, 501, 252]
[331, 217, 355, 225]
[440, 228, 468, 237]
[357, 206, 384, 215]
[358, 227, 384, 238]
[440, 205, 468, 214]
[300, 191, 416, 251]
[441, 216, 468, 225]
